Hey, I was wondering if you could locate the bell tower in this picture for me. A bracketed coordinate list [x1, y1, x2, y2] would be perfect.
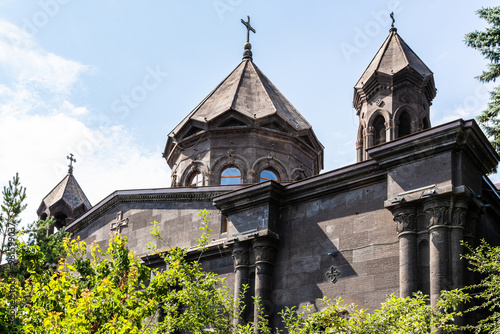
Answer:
[353, 21, 436, 162]
[37, 154, 91, 232]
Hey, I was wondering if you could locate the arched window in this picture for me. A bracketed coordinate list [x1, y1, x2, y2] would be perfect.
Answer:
[260, 169, 278, 182]
[373, 115, 386, 145]
[398, 112, 412, 137]
[189, 172, 203, 187]
[220, 167, 241, 185]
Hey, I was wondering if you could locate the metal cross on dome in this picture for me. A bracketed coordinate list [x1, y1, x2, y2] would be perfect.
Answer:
[67, 153, 76, 174]
[241, 15, 256, 43]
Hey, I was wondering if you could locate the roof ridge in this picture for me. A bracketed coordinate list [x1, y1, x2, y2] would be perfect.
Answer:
[250, 62, 312, 130]
[249, 61, 278, 114]
[230, 60, 249, 111]
[393, 30, 410, 69]
[41, 173, 70, 202]
[396, 33, 433, 75]
[170, 61, 246, 135]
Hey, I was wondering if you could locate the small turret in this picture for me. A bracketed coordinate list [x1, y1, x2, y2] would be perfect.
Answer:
[354, 19, 436, 162]
[36, 154, 91, 232]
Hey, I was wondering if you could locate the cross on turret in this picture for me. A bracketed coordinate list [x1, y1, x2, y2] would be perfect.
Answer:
[67, 153, 76, 174]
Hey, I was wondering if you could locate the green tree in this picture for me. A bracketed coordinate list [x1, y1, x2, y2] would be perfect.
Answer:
[465, 6, 500, 150]
[459, 240, 500, 333]
[0, 217, 70, 280]
[0, 173, 26, 264]
[0, 211, 237, 333]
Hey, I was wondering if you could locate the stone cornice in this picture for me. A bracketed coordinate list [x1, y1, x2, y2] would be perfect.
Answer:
[367, 119, 499, 175]
[141, 241, 232, 269]
[213, 181, 284, 215]
[66, 186, 240, 234]
[283, 159, 386, 206]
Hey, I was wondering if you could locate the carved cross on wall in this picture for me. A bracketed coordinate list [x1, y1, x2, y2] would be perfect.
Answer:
[110, 211, 129, 234]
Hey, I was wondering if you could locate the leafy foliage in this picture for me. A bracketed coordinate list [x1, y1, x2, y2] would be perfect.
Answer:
[459, 240, 500, 333]
[465, 7, 500, 150]
[278, 292, 467, 334]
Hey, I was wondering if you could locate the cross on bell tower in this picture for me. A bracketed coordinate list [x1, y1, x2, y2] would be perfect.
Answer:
[67, 153, 76, 175]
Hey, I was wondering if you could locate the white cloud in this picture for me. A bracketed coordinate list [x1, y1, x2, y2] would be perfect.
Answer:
[0, 20, 171, 227]
[435, 107, 479, 125]
[0, 19, 89, 118]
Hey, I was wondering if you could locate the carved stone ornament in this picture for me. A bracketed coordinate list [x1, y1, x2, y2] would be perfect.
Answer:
[425, 206, 452, 228]
[400, 94, 410, 103]
[375, 98, 384, 106]
[231, 249, 250, 270]
[393, 212, 416, 233]
[254, 245, 275, 264]
[326, 265, 340, 284]
[452, 208, 467, 227]
[110, 211, 129, 234]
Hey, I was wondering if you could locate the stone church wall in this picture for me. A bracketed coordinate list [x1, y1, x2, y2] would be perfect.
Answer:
[274, 180, 398, 313]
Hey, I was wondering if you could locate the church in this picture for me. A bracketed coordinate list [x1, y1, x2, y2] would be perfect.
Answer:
[36, 17, 500, 327]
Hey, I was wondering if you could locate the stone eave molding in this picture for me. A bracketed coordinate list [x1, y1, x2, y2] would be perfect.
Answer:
[367, 119, 499, 175]
[66, 186, 242, 234]
[213, 181, 284, 215]
[283, 159, 385, 206]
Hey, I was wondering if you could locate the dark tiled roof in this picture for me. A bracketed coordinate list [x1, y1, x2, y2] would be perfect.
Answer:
[355, 28, 433, 89]
[171, 59, 311, 134]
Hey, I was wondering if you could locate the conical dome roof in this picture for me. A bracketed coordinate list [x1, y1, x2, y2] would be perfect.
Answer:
[170, 58, 311, 136]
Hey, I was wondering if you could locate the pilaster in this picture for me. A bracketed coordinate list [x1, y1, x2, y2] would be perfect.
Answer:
[230, 242, 251, 326]
[252, 238, 277, 332]
[392, 204, 417, 297]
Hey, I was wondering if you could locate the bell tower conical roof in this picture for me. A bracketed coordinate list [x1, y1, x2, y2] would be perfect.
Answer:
[37, 155, 91, 229]
[354, 26, 436, 162]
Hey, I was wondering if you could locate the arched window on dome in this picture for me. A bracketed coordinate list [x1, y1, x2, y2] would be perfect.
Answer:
[220, 167, 241, 185]
[260, 169, 278, 182]
[373, 115, 386, 145]
[189, 172, 203, 187]
[398, 112, 412, 138]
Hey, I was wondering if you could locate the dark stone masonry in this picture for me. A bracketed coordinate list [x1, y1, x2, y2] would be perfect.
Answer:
[37, 23, 500, 329]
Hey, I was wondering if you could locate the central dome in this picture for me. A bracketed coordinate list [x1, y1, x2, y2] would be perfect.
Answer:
[163, 54, 323, 187]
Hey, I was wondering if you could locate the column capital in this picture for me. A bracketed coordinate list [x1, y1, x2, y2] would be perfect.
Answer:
[230, 242, 251, 270]
[391, 204, 417, 234]
[252, 238, 277, 264]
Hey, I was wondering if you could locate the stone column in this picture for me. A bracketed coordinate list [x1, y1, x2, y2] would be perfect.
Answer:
[463, 210, 478, 287]
[230, 242, 251, 326]
[424, 201, 451, 308]
[450, 204, 467, 290]
[356, 139, 363, 162]
[252, 238, 277, 331]
[392, 205, 417, 297]
[388, 119, 397, 141]
[365, 127, 374, 160]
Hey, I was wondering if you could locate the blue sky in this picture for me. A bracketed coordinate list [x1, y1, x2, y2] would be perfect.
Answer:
[0, 0, 497, 224]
